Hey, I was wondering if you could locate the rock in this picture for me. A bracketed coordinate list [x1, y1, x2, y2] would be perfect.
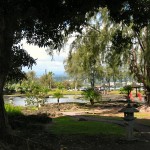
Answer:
[78, 118, 87, 121]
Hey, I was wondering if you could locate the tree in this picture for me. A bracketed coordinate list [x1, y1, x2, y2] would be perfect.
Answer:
[82, 88, 102, 105]
[65, 8, 111, 89]
[40, 71, 54, 89]
[105, 0, 150, 104]
[6, 46, 36, 83]
[64, 49, 86, 90]
[25, 83, 48, 108]
[105, 0, 150, 30]
[107, 17, 150, 104]
[3, 46, 36, 95]
[26, 71, 36, 82]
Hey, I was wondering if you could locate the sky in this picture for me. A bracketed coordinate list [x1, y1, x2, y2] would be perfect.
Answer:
[22, 37, 75, 77]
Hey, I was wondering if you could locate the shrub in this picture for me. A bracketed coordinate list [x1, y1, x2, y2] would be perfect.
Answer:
[25, 84, 49, 107]
[120, 85, 132, 95]
[82, 88, 102, 105]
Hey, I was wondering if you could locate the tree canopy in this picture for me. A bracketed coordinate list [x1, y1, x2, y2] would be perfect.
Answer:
[6, 45, 36, 83]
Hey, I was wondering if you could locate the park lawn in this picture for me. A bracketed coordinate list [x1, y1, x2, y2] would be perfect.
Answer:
[135, 112, 150, 119]
[49, 116, 125, 136]
[135, 112, 150, 126]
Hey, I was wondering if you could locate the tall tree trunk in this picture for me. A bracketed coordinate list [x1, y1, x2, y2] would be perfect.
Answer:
[108, 80, 111, 92]
[90, 98, 94, 105]
[90, 71, 95, 89]
[74, 79, 78, 91]
[146, 93, 150, 105]
[57, 98, 60, 111]
[0, 75, 11, 136]
[0, 15, 14, 135]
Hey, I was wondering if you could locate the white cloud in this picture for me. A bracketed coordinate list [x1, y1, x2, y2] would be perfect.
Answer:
[21, 36, 76, 77]
[21, 42, 69, 77]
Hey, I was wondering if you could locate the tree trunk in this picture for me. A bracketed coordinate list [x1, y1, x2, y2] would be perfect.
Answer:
[90, 72, 95, 89]
[74, 79, 78, 91]
[0, 75, 11, 136]
[145, 91, 150, 105]
[90, 98, 94, 105]
[0, 15, 14, 135]
[57, 98, 60, 111]
[108, 81, 111, 92]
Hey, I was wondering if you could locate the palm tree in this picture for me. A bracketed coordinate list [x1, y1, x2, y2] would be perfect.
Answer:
[53, 91, 63, 110]
[82, 88, 102, 105]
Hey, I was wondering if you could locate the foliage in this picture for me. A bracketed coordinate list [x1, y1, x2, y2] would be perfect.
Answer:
[26, 71, 37, 81]
[5, 104, 22, 117]
[25, 83, 49, 107]
[82, 88, 102, 105]
[106, 0, 150, 31]
[53, 91, 64, 99]
[105, 1, 150, 104]
[120, 85, 132, 95]
[56, 82, 65, 90]
[119, 88, 128, 94]
[64, 8, 112, 88]
[48, 89, 82, 95]
[6, 45, 36, 83]
[49, 116, 125, 136]
[39, 71, 54, 89]
[4, 84, 16, 94]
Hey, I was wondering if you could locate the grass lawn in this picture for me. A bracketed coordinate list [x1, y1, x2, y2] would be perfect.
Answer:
[135, 112, 150, 119]
[49, 116, 125, 136]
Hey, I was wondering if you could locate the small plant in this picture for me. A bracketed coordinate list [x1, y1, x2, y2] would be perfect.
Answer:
[53, 90, 64, 110]
[5, 104, 22, 116]
[82, 88, 102, 105]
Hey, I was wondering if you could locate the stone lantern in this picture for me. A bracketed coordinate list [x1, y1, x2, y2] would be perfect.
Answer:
[119, 100, 139, 140]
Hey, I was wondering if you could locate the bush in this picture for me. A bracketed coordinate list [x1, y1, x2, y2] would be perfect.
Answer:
[25, 84, 49, 107]
[82, 88, 102, 105]
[119, 87, 128, 94]
[120, 85, 132, 94]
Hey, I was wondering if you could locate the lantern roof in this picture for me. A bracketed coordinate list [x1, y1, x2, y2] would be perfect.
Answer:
[119, 104, 139, 113]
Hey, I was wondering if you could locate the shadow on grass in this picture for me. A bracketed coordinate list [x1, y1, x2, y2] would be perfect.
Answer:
[8, 113, 52, 131]
[3, 110, 150, 150]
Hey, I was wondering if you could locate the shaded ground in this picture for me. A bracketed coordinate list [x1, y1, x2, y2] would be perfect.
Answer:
[1, 94, 150, 150]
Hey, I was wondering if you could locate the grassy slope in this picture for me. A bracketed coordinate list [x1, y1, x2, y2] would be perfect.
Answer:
[49, 116, 125, 136]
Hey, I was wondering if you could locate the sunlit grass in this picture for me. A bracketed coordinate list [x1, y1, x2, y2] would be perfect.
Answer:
[5, 104, 23, 116]
[109, 91, 121, 95]
[48, 89, 82, 95]
[135, 112, 150, 119]
[49, 116, 125, 136]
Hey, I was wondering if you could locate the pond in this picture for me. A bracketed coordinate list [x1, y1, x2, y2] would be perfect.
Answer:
[5, 95, 88, 106]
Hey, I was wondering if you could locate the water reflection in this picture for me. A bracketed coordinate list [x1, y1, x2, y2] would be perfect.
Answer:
[8, 95, 87, 106]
